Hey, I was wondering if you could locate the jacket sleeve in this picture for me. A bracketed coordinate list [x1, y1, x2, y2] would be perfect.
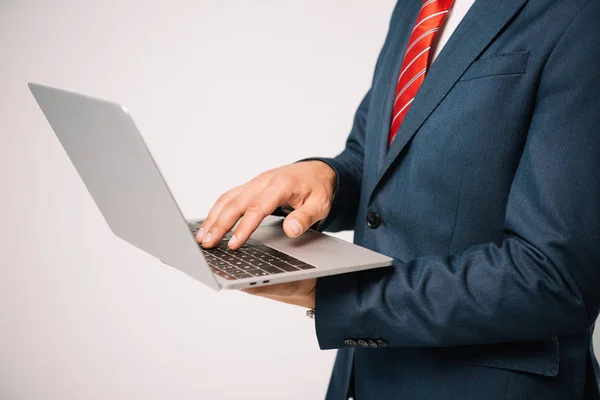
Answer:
[314, 0, 600, 349]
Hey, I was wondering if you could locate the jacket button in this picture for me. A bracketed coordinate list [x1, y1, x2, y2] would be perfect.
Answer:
[357, 339, 369, 347]
[367, 340, 378, 348]
[375, 339, 388, 347]
[344, 339, 358, 347]
[366, 212, 381, 229]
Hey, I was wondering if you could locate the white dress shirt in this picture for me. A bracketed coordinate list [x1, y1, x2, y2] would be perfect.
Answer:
[430, 0, 477, 62]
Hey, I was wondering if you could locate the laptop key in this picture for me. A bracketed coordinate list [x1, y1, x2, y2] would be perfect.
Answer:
[271, 261, 300, 272]
[231, 260, 248, 267]
[246, 270, 269, 277]
[251, 244, 278, 254]
[238, 264, 259, 271]
[244, 257, 261, 265]
[267, 249, 288, 258]
[232, 260, 258, 269]
[276, 255, 297, 262]
[294, 262, 316, 270]
[212, 249, 230, 258]
[257, 264, 285, 274]
[239, 268, 264, 276]
[283, 258, 309, 267]
[210, 268, 236, 280]
[217, 244, 233, 251]
[229, 270, 253, 279]
[253, 262, 271, 269]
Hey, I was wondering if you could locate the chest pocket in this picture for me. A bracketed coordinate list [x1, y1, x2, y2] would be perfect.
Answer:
[459, 52, 530, 82]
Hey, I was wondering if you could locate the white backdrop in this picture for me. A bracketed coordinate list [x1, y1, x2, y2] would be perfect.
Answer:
[0, 0, 395, 399]
[1, 1, 598, 399]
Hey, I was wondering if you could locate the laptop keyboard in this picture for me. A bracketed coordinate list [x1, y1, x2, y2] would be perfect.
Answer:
[188, 222, 316, 280]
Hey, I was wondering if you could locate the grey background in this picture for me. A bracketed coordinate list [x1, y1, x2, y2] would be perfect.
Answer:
[0, 0, 596, 399]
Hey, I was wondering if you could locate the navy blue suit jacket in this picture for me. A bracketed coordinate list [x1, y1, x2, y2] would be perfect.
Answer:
[310, 0, 600, 398]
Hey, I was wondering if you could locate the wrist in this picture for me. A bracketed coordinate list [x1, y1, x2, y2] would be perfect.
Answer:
[313, 160, 337, 192]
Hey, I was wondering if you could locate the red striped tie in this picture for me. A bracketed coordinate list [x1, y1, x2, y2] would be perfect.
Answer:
[389, 0, 455, 146]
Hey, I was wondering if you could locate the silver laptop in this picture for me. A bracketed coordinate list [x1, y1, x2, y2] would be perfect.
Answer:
[28, 83, 392, 290]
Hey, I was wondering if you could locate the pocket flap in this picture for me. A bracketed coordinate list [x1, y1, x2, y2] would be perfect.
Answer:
[459, 52, 530, 81]
[436, 337, 559, 377]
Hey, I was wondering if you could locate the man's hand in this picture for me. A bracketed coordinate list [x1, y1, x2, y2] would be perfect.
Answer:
[242, 278, 317, 309]
[196, 161, 334, 307]
[196, 160, 336, 250]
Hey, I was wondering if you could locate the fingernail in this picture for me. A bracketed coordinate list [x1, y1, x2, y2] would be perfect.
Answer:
[202, 232, 212, 244]
[197, 227, 205, 241]
[228, 234, 237, 247]
[288, 219, 302, 236]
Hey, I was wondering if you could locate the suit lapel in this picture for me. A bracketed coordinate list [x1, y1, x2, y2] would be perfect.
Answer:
[368, 0, 529, 201]
[365, 0, 422, 186]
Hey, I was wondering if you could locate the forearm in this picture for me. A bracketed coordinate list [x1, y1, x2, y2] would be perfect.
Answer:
[315, 235, 596, 349]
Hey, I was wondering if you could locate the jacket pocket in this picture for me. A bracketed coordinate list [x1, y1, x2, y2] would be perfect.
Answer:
[459, 52, 530, 82]
[435, 337, 559, 377]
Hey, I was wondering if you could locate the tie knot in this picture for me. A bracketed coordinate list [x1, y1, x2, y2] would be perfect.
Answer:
[423, 0, 455, 13]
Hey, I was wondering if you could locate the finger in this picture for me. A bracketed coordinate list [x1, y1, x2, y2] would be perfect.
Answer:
[199, 174, 274, 244]
[241, 282, 300, 297]
[283, 193, 330, 238]
[241, 282, 314, 308]
[200, 195, 248, 248]
[228, 183, 293, 250]
[242, 287, 269, 295]
[197, 187, 242, 243]
[203, 177, 280, 247]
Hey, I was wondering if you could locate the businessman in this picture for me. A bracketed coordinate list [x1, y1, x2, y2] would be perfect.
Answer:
[197, 0, 600, 398]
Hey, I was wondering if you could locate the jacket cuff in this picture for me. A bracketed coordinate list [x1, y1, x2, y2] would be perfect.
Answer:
[314, 272, 368, 350]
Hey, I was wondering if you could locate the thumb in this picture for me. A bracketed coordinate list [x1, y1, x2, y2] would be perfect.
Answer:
[283, 196, 329, 238]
